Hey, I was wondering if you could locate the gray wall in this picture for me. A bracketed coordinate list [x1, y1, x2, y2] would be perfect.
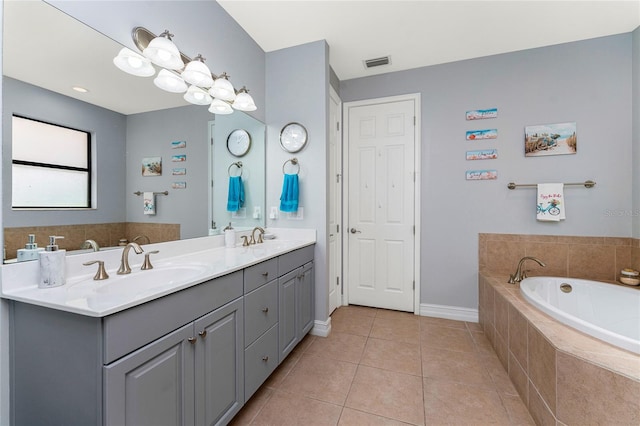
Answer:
[126, 105, 212, 238]
[265, 40, 330, 324]
[341, 34, 634, 310]
[3, 77, 126, 227]
[633, 27, 639, 239]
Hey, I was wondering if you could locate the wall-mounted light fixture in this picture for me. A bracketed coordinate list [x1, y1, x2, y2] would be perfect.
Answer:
[112, 27, 256, 114]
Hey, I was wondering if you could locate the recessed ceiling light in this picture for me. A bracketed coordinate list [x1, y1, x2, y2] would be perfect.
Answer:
[72, 86, 89, 93]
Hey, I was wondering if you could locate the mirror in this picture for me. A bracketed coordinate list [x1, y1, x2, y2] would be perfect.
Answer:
[2, 1, 266, 262]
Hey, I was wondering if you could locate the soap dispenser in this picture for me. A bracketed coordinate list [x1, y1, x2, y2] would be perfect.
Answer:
[38, 236, 66, 288]
[17, 234, 45, 262]
[223, 223, 235, 248]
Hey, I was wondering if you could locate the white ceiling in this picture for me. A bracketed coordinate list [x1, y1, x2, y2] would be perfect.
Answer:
[217, 0, 640, 81]
[3, 1, 638, 115]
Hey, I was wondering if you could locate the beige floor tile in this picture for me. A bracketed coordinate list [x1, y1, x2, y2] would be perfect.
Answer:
[335, 305, 378, 317]
[374, 308, 418, 321]
[331, 311, 375, 337]
[346, 365, 425, 425]
[279, 353, 358, 405]
[251, 390, 343, 426]
[471, 330, 496, 357]
[500, 393, 536, 425]
[423, 378, 511, 425]
[419, 316, 467, 329]
[338, 407, 412, 425]
[305, 331, 367, 364]
[370, 316, 421, 344]
[479, 352, 520, 397]
[229, 386, 274, 426]
[360, 337, 422, 376]
[263, 350, 301, 390]
[421, 347, 494, 388]
[420, 324, 476, 352]
[466, 321, 484, 332]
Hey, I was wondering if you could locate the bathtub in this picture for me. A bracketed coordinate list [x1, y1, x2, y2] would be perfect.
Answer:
[520, 276, 640, 355]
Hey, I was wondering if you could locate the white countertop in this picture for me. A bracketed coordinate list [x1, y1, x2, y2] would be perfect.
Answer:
[1, 228, 315, 317]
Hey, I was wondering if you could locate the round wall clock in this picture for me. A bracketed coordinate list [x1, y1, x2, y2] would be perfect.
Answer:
[227, 129, 251, 157]
[279, 122, 308, 153]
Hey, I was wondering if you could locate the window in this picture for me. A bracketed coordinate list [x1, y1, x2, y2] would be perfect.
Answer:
[12, 115, 91, 208]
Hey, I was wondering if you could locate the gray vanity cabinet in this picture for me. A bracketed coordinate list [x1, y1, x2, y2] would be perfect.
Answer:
[278, 245, 315, 362]
[104, 298, 244, 426]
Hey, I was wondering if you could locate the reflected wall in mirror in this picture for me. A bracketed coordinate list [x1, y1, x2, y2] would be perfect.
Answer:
[2, 1, 266, 262]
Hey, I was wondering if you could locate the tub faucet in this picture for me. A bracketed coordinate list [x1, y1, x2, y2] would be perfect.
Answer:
[117, 242, 144, 275]
[80, 239, 100, 252]
[508, 256, 546, 284]
[132, 235, 151, 245]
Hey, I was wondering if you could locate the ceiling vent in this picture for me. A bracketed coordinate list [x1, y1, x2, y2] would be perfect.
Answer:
[364, 56, 391, 69]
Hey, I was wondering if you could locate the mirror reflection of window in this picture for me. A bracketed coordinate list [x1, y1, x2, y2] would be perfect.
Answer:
[11, 115, 91, 208]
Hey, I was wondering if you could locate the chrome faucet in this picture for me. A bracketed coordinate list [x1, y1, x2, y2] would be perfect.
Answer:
[508, 256, 546, 284]
[80, 239, 100, 252]
[250, 227, 265, 245]
[132, 235, 151, 245]
[117, 242, 144, 275]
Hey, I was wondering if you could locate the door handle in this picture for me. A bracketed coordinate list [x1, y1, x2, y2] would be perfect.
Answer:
[350, 228, 361, 234]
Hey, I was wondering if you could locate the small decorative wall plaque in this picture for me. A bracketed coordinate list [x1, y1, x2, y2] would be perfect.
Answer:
[466, 129, 497, 140]
[171, 154, 186, 162]
[171, 182, 187, 189]
[142, 157, 162, 176]
[466, 149, 498, 160]
[172, 168, 186, 176]
[466, 170, 497, 180]
[466, 108, 498, 120]
[171, 140, 186, 149]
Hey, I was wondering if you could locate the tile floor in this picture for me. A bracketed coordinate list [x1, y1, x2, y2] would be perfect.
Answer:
[231, 305, 535, 425]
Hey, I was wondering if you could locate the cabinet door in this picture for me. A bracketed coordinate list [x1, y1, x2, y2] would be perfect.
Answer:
[104, 323, 196, 426]
[278, 268, 299, 362]
[194, 298, 244, 426]
[298, 261, 315, 338]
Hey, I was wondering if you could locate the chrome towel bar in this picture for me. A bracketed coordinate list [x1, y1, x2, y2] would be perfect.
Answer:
[507, 180, 595, 190]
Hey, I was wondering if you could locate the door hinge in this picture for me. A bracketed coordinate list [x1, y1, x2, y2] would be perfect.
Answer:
[337, 121, 340, 131]
[336, 173, 341, 183]
[413, 280, 415, 290]
[413, 225, 415, 235]
[336, 276, 340, 287]
[210, 137, 214, 146]
[413, 116, 416, 126]
[337, 224, 340, 233]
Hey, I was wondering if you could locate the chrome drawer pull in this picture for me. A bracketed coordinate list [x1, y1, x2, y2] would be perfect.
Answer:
[261, 272, 269, 277]
[198, 330, 207, 338]
[262, 356, 269, 362]
[187, 337, 197, 344]
[262, 307, 269, 313]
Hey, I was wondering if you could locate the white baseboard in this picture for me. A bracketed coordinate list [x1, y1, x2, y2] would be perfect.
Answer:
[310, 317, 331, 337]
[420, 303, 478, 323]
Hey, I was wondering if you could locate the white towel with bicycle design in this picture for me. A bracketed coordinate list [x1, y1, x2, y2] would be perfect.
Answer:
[537, 183, 565, 221]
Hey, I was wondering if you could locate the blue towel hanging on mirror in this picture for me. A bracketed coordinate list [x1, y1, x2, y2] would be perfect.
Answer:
[227, 176, 244, 212]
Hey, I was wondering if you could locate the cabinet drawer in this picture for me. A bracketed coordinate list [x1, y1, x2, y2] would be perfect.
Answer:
[244, 324, 278, 401]
[244, 279, 278, 347]
[244, 258, 278, 294]
[278, 245, 314, 276]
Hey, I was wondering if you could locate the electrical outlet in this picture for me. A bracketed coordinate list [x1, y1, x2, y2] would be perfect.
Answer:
[269, 206, 279, 219]
[287, 207, 304, 220]
[231, 207, 246, 219]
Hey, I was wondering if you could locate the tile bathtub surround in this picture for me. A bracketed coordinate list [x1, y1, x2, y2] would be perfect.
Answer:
[479, 233, 639, 283]
[4, 222, 180, 259]
[232, 306, 535, 425]
[479, 274, 640, 425]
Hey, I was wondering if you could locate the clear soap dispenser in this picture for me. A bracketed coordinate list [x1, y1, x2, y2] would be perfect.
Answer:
[38, 236, 66, 288]
[17, 234, 45, 262]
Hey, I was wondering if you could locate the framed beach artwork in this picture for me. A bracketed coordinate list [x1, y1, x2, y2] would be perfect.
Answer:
[466, 170, 497, 180]
[172, 168, 186, 176]
[142, 157, 162, 176]
[525, 122, 576, 157]
[466, 129, 497, 140]
[172, 182, 187, 189]
[466, 108, 498, 120]
[171, 154, 187, 162]
[171, 140, 186, 149]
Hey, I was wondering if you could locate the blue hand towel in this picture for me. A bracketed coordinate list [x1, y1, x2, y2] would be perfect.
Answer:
[280, 173, 299, 212]
[227, 176, 245, 212]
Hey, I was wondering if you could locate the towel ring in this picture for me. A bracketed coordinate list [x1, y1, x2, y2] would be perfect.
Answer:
[228, 161, 243, 177]
[282, 158, 300, 175]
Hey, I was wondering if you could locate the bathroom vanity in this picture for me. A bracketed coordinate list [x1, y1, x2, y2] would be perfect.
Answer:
[1, 231, 315, 426]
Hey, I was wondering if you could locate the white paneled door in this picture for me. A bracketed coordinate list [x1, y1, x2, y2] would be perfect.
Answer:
[346, 97, 416, 312]
[328, 87, 342, 315]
